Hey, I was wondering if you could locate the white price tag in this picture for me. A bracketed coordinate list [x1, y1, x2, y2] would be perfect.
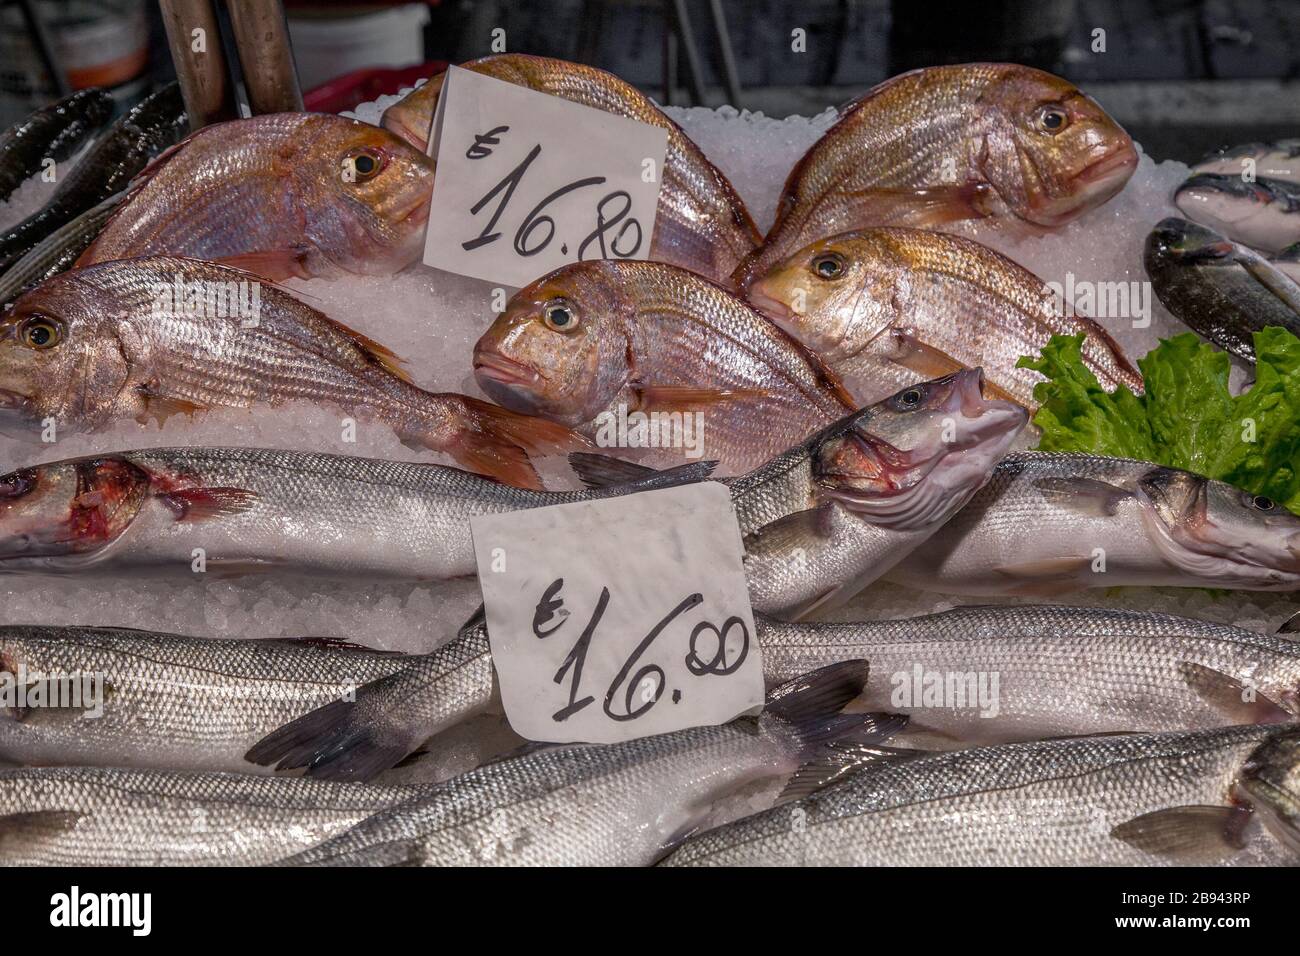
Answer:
[470, 483, 763, 744]
[422, 66, 669, 288]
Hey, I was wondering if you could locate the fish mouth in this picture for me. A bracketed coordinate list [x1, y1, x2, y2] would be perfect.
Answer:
[745, 281, 798, 328]
[472, 350, 542, 389]
[382, 113, 429, 153]
[1028, 144, 1139, 226]
[1076, 145, 1139, 188]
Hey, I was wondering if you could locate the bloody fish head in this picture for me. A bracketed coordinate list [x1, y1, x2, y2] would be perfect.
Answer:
[747, 232, 897, 361]
[0, 457, 150, 570]
[812, 368, 1027, 530]
[472, 262, 635, 427]
[0, 274, 132, 435]
[981, 66, 1137, 227]
[1138, 468, 1300, 588]
[299, 117, 435, 275]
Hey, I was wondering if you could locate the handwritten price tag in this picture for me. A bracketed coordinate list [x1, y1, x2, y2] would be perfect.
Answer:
[470, 483, 763, 744]
[422, 66, 669, 287]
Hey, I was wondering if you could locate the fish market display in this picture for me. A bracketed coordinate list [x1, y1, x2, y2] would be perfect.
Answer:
[0, 84, 187, 274]
[746, 227, 1141, 406]
[381, 54, 760, 284]
[1145, 217, 1300, 361]
[1192, 140, 1300, 183]
[473, 259, 860, 472]
[888, 451, 1300, 594]
[278, 662, 900, 866]
[253, 602, 1300, 780]
[0, 89, 114, 203]
[0, 766, 421, 866]
[0, 625, 409, 772]
[0, 371, 1019, 614]
[1174, 174, 1300, 254]
[733, 63, 1138, 288]
[0, 256, 580, 487]
[661, 725, 1300, 866]
[79, 113, 435, 280]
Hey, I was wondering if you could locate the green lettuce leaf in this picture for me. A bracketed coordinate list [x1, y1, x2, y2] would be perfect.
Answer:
[1016, 327, 1300, 514]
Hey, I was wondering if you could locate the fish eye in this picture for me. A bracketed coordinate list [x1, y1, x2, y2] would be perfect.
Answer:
[810, 253, 846, 280]
[0, 469, 35, 498]
[1035, 105, 1069, 134]
[18, 315, 62, 349]
[895, 387, 925, 409]
[1243, 492, 1277, 512]
[541, 298, 579, 333]
[345, 148, 385, 182]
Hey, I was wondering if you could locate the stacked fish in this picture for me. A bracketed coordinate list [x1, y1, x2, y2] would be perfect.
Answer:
[1146, 141, 1300, 360]
[0, 55, 1296, 868]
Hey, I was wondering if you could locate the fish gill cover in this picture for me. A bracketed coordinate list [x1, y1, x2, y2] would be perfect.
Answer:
[1019, 327, 1300, 513]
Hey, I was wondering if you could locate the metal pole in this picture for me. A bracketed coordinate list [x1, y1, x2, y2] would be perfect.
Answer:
[17, 0, 70, 97]
[225, 0, 304, 114]
[159, 0, 238, 131]
[706, 0, 742, 108]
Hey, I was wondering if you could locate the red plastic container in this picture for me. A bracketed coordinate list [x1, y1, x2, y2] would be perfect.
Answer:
[303, 61, 448, 114]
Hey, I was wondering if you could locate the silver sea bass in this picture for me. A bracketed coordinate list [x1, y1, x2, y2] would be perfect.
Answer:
[0, 767, 422, 866]
[253, 603, 1300, 781]
[888, 451, 1300, 594]
[0, 625, 408, 772]
[0, 372, 1025, 619]
[661, 725, 1300, 866]
[276, 662, 900, 866]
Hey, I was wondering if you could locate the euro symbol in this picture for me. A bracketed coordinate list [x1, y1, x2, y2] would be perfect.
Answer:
[467, 125, 510, 160]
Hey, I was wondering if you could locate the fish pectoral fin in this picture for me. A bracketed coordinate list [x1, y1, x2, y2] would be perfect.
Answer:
[634, 384, 768, 411]
[1177, 661, 1293, 724]
[991, 557, 1093, 594]
[565, 452, 718, 490]
[215, 246, 315, 282]
[746, 505, 835, 550]
[0, 810, 83, 858]
[1030, 476, 1133, 517]
[135, 389, 206, 423]
[1110, 805, 1253, 863]
[157, 486, 259, 522]
[839, 183, 993, 228]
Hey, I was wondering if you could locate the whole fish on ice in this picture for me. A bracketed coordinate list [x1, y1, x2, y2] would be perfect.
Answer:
[888, 451, 1300, 594]
[0, 256, 581, 487]
[734, 63, 1138, 288]
[0, 88, 114, 203]
[661, 725, 1300, 866]
[78, 113, 434, 280]
[746, 226, 1141, 407]
[1175, 173, 1300, 254]
[382, 54, 759, 284]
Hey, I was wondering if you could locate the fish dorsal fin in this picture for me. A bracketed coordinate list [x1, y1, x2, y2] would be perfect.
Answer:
[313, 312, 414, 382]
[264, 636, 403, 655]
[1111, 805, 1253, 863]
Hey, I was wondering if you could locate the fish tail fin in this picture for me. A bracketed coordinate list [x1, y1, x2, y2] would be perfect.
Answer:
[246, 670, 433, 782]
[763, 660, 908, 800]
[442, 397, 590, 489]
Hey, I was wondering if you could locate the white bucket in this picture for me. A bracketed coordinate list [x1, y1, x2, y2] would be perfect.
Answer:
[288, 4, 432, 90]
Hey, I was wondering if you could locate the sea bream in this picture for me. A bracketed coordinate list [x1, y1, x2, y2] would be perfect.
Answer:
[473, 259, 862, 473]
[746, 227, 1141, 407]
[0, 255, 582, 487]
[0, 88, 114, 203]
[276, 662, 903, 866]
[0, 766, 422, 866]
[78, 113, 435, 280]
[1145, 217, 1300, 362]
[887, 451, 1300, 594]
[381, 54, 760, 284]
[661, 725, 1300, 866]
[252, 603, 1300, 781]
[733, 63, 1138, 289]
[0, 624, 410, 772]
[1174, 174, 1300, 254]
[0, 372, 1024, 618]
